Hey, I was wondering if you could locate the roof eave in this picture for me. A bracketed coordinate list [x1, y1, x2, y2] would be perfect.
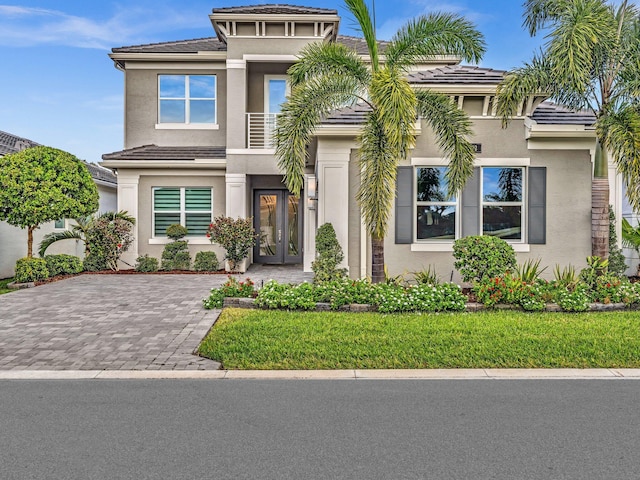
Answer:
[100, 159, 227, 169]
[109, 51, 227, 69]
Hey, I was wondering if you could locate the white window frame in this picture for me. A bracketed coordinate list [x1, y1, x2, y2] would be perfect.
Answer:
[414, 166, 459, 244]
[156, 74, 218, 129]
[264, 75, 291, 114]
[152, 187, 214, 239]
[480, 166, 526, 244]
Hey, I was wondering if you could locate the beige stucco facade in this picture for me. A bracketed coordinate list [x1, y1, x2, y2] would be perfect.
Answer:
[102, 4, 612, 280]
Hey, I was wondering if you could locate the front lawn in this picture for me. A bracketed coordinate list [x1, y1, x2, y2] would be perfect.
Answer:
[198, 308, 640, 369]
[0, 278, 15, 295]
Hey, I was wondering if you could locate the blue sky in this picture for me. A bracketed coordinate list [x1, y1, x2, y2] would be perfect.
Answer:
[0, 0, 611, 163]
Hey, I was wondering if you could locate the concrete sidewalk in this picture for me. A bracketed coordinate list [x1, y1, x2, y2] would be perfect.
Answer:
[1, 368, 640, 380]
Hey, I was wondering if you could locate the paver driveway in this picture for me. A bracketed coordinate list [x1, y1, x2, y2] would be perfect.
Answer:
[0, 274, 221, 370]
[0, 267, 312, 371]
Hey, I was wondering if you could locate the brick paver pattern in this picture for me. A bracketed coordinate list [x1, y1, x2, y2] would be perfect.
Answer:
[0, 266, 312, 371]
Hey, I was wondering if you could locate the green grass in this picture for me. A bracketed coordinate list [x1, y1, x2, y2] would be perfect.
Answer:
[198, 308, 640, 369]
[0, 278, 15, 295]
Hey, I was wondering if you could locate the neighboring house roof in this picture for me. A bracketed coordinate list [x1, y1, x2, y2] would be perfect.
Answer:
[408, 65, 506, 85]
[530, 102, 596, 126]
[337, 35, 389, 55]
[85, 162, 117, 185]
[321, 100, 596, 127]
[0, 130, 40, 156]
[112, 37, 226, 54]
[211, 4, 337, 15]
[102, 145, 226, 161]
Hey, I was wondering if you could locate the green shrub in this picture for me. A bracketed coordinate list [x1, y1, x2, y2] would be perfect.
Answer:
[376, 282, 466, 313]
[14, 257, 49, 283]
[554, 284, 591, 312]
[255, 281, 316, 310]
[161, 240, 191, 271]
[453, 236, 517, 283]
[207, 216, 256, 272]
[83, 213, 135, 271]
[312, 223, 347, 283]
[313, 278, 380, 309]
[194, 251, 219, 272]
[44, 254, 83, 277]
[203, 276, 255, 309]
[166, 224, 188, 241]
[474, 274, 528, 307]
[135, 254, 159, 272]
[412, 265, 440, 285]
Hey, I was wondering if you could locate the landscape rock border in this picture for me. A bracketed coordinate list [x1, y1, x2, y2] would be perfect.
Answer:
[223, 297, 639, 313]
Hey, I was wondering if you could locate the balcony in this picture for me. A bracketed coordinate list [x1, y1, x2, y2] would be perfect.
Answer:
[247, 113, 279, 149]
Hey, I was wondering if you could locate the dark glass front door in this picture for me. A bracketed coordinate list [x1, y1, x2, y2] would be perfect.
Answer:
[253, 190, 302, 264]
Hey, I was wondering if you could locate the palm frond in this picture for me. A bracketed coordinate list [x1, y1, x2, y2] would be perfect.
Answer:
[275, 75, 363, 195]
[38, 230, 83, 258]
[495, 55, 553, 126]
[98, 210, 136, 225]
[369, 67, 417, 159]
[523, 0, 568, 36]
[287, 42, 370, 87]
[597, 105, 640, 210]
[415, 90, 476, 196]
[356, 113, 399, 239]
[385, 12, 485, 71]
[344, 0, 379, 70]
[622, 217, 640, 254]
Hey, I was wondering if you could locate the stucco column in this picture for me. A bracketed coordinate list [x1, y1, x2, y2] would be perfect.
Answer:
[226, 59, 247, 150]
[117, 172, 139, 268]
[303, 174, 317, 272]
[316, 139, 352, 271]
[225, 174, 248, 218]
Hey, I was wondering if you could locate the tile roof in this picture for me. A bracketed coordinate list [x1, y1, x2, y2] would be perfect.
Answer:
[0, 130, 40, 156]
[337, 35, 388, 55]
[112, 37, 226, 54]
[212, 4, 337, 15]
[321, 101, 596, 127]
[85, 162, 117, 185]
[408, 65, 506, 85]
[530, 102, 596, 125]
[102, 145, 226, 161]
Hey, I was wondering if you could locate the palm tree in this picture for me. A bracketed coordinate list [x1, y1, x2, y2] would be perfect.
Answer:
[622, 217, 640, 275]
[275, 0, 485, 283]
[495, 0, 640, 260]
[39, 211, 135, 258]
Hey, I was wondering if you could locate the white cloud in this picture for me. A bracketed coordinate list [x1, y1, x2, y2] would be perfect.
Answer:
[375, 0, 493, 40]
[0, 4, 207, 50]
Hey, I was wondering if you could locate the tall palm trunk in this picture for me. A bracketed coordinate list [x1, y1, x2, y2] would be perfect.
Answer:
[592, 142, 610, 260]
[371, 236, 385, 283]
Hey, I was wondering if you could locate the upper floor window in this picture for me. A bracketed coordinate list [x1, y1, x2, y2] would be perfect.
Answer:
[158, 75, 216, 124]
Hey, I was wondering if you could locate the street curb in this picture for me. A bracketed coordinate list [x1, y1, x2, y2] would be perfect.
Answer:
[1, 368, 640, 380]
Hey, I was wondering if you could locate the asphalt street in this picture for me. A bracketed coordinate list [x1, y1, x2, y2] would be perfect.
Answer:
[1, 379, 639, 479]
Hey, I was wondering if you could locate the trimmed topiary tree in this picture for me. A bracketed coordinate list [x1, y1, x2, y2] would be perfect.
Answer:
[161, 224, 191, 271]
[312, 223, 347, 284]
[194, 251, 219, 272]
[453, 235, 517, 283]
[0, 146, 98, 257]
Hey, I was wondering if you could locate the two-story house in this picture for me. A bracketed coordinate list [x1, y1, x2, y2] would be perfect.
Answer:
[102, 4, 616, 281]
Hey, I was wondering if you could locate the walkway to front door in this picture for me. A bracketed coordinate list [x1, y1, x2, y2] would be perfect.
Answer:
[253, 190, 302, 264]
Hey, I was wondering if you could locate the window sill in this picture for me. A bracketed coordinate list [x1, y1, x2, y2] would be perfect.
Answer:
[411, 243, 531, 253]
[155, 124, 219, 130]
[149, 238, 213, 245]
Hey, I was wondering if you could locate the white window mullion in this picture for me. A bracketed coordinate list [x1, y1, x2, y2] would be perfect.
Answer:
[180, 188, 186, 227]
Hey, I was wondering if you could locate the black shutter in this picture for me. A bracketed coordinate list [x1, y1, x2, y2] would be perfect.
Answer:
[528, 167, 547, 244]
[395, 166, 413, 244]
[461, 168, 481, 237]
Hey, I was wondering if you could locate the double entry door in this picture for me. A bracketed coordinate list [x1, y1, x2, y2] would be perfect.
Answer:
[253, 190, 302, 264]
